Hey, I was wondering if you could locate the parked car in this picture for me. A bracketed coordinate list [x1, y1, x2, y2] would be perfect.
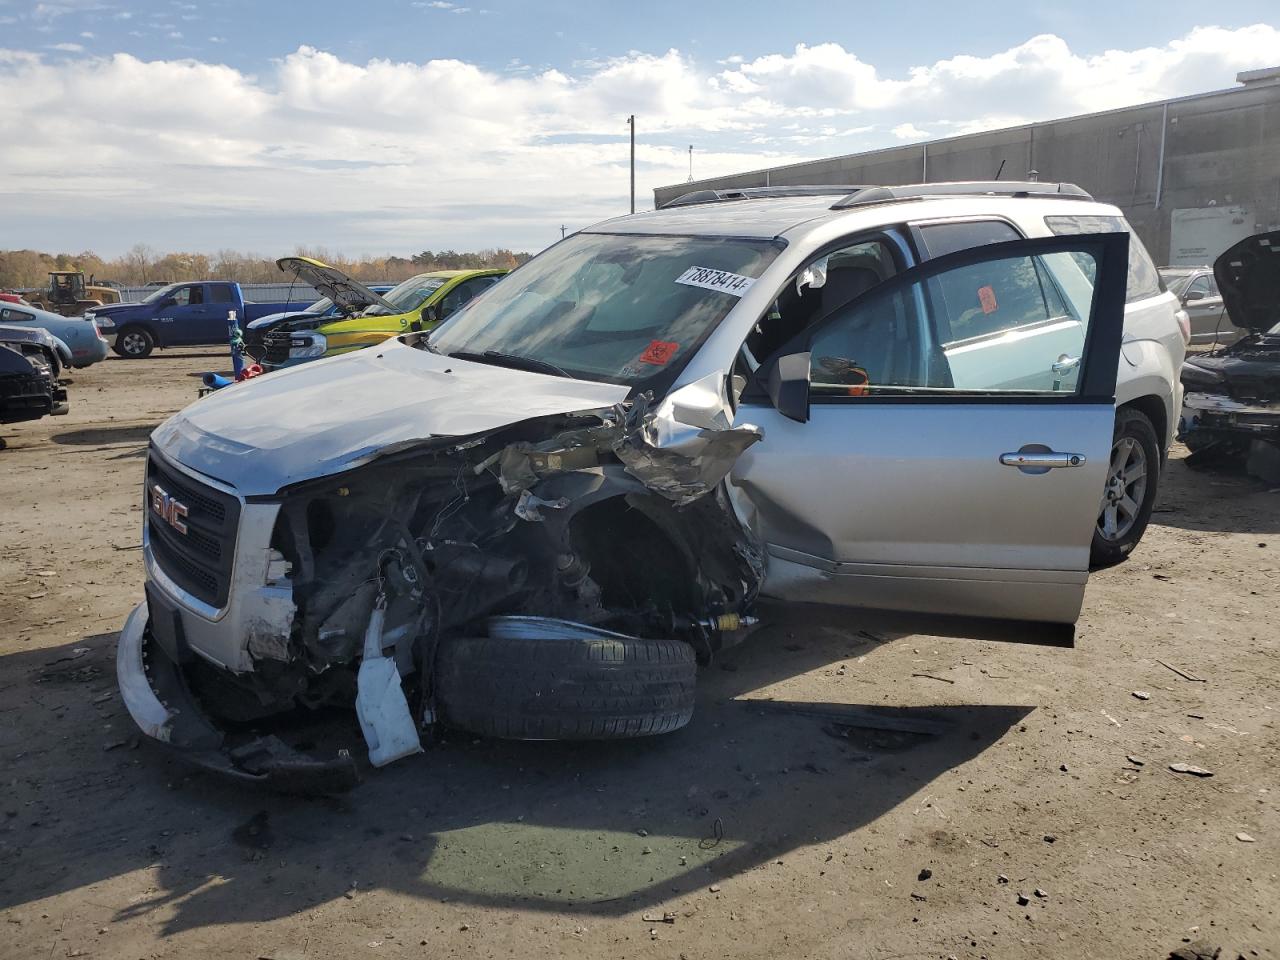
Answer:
[0, 324, 73, 379]
[0, 302, 111, 368]
[0, 332, 66, 441]
[259, 268, 506, 370]
[85, 282, 308, 358]
[242, 258, 394, 361]
[1159, 265, 1242, 345]
[117, 182, 1185, 787]
[1178, 230, 1280, 481]
[0, 292, 31, 305]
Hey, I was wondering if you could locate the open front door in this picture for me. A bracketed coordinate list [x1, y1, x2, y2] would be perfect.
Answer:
[730, 233, 1129, 642]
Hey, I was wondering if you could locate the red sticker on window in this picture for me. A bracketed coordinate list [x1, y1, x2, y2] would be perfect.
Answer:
[639, 340, 680, 365]
[978, 285, 999, 314]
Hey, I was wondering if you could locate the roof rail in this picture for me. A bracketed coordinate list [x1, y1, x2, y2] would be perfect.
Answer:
[660, 184, 870, 209]
[830, 181, 1093, 209]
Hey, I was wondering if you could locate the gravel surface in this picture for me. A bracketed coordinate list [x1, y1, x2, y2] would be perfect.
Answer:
[1, 351, 1276, 959]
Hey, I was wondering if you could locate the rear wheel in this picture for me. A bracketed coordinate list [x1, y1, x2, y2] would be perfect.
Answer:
[1090, 408, 1160, 568]
[435, 634, 697, 740]
[114, 326, 154, 359]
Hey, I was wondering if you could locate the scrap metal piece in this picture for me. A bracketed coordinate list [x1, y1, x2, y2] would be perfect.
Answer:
[486, 615, 642, 642]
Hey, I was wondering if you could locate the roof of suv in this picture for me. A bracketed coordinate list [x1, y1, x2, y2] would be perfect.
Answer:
[588, 182, 1119, 243]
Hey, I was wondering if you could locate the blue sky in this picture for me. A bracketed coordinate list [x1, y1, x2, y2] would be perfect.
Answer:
[1, 0, 1278, 256]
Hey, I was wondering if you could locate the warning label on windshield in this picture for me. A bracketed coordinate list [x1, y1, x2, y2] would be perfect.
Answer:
[675, 266, 756, 297]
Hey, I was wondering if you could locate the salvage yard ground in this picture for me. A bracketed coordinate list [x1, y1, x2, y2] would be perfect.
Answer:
[0, 351, 1276, 960]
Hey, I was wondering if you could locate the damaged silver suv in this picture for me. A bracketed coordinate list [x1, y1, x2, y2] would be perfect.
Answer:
[118, 182, 1185, 788]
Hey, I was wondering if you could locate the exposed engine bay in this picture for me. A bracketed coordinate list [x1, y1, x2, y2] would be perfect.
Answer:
[175, 391, 766, 778]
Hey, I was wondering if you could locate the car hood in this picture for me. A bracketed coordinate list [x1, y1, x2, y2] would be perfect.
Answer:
[275, 257, 396, 316]
[246, 309, 316, 331]
[151, 337, 632, 496]
[87, 301, 141, 316]
[1214, 230, 1280, 332]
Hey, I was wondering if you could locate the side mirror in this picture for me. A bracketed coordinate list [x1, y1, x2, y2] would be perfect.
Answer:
[159, 297, 176, 307]
[1184, 290, 1205, 302]
[422, 304, 441, 325]
[760, 351, 811, 424]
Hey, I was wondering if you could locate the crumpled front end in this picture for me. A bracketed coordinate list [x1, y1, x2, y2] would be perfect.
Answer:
[120, 382, 767, 789]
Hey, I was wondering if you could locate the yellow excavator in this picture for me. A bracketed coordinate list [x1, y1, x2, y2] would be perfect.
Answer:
[25, 271, 122, 317]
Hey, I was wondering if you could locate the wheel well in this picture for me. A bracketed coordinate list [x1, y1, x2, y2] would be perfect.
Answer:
[1120, 395, 1167, 458]
[569, 497, 698, 613]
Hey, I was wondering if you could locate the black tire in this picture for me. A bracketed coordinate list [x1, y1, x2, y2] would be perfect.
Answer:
[435, 635, 697, 740]
[114, 326, 155, 358]
[1090, 407, 1161, 568]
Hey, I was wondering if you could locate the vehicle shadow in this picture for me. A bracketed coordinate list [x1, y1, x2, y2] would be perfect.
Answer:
[107, 350, 226, 362]
[50, 424, 158, 446]
[1, 627, 1031, 934]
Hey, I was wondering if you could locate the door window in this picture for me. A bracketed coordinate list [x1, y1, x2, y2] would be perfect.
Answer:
[806, 242, 1103, 396]
[1184, 276, 1210, 299]
[440, 275, 500, 318]
[209, 284, 234, 304]
[747, 238, 900, 364]
[169, 286, 197, 306]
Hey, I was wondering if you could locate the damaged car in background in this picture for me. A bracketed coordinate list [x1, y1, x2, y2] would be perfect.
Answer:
[118, 183, 1167, 790]
[1179, 231, 1280, 484]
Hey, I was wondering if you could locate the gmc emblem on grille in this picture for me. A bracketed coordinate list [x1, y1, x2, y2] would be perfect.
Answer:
[149, 484, 189, 534]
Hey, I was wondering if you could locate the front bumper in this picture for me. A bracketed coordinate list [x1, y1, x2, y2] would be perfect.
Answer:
[1178, 391, 1280, 442]
[116, 599, 360, 792]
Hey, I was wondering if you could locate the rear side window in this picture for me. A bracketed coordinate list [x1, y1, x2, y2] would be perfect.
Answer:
[1044, 215, 1163, 303]
[210, 284, 234, 304]
[918, 219, 1021, 258]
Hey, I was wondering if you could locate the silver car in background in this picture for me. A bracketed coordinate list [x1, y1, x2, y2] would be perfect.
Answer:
[116, 181, 1185, 786]
[1159, 265, 1242, 345]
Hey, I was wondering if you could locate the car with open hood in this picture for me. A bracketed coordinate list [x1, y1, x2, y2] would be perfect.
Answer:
[1178, 230, 1280, 481]
[258, 266, 506, 370]
[116, 182, 1185, 790]
[243, 257, 394, 361]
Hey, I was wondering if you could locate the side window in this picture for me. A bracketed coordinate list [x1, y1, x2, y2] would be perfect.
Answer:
[0, 308, 35, 323]
[1185, 275, 1211, 299]
[747, 237, 899, 363]
[917, 219, 1021, 258]
[170, 286, 192, 307]
[440, 276, 497, 318]
[808, 244, 1101, 397]
[1044, 214, 1162, 302]
[188, 285, 204, 305]
[209, 284, 234, 304]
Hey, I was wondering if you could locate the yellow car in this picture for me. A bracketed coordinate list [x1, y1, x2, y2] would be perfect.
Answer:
[262, 259, 507, 369]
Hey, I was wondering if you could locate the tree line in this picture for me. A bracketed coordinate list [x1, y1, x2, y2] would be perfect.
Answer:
[0, 244, 534, 290]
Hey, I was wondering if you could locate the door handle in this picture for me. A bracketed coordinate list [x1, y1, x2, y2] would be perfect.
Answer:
[1000, 451, 1086, 469]
[1051, 354, 1081, 375]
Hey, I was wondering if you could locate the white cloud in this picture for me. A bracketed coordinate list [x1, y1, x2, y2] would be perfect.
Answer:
[79, 31, 94, 39]
[0, 25, 1276, 256]
[46, 41, 84, 52]
[892, 122, 928, 140]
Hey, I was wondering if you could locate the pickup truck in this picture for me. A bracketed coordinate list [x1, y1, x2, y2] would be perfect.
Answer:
[84, 282, 307, 358]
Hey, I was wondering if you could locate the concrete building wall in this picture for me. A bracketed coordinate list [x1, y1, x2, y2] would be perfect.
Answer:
[654, 80, 1280, 266]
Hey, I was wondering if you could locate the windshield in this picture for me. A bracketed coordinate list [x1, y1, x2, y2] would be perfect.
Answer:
[360, 275, 448, 316]
[304, 296, 334, 315]
[427, 233, 781, 387]
[141, 283, 182, 304]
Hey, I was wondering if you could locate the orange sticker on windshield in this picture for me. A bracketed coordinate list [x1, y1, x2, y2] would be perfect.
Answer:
[639, 340, 679, 365]
[978, 285, 998, 314]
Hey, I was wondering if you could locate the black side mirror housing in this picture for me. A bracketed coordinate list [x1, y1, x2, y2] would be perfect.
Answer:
[422, 304, 441, 325]
[761, 351, 811, 423]
[1184, 290, 1205, 302]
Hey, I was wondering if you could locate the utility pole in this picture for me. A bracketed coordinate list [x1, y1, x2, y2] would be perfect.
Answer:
[688, 144, 693, 182]
[560, 224, 567, 240]
[627, 114, 635, 214]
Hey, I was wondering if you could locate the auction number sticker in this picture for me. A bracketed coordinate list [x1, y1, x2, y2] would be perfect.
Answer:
[675, 265, 757, 296]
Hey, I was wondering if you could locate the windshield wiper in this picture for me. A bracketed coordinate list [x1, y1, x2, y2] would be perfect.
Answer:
[448, 350, 570, 378]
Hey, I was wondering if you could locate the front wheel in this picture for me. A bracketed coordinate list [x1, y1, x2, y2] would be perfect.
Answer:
[114, 326, 155, 359]
[1090, 408, 1160, 568]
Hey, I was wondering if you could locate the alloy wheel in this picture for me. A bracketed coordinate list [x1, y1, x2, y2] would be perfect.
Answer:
[1097, 436, 1148, 542]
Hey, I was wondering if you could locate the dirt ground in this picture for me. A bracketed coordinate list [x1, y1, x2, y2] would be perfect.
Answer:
[0, 350, 1276, 960]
